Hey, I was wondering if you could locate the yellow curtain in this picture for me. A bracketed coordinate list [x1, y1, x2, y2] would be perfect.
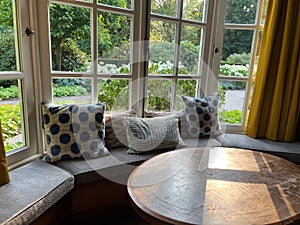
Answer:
[0, 120, 10, 185]
[246, 0, 300, 142]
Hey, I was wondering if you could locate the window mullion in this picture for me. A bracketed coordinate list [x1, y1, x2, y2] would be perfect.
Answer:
[131, 0, 149, 116]
[171, 0, 183, 111]
[92, 0, 98, 103]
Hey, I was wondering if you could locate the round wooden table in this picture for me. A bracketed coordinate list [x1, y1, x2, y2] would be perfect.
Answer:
[127, 147, 300, 225]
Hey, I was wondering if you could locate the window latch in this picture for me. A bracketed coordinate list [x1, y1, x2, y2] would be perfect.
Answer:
[214, 47, 219, 54]
[25, 28, 35, 37]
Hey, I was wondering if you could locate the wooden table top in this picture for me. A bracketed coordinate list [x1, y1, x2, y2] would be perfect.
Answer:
[127, 147, 300, 225]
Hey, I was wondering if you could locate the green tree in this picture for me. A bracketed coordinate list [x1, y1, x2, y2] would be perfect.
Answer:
[50, 3, 91, 71]
[0, 0, 16, 72]
[222, 0, 257, 59]
[0, 0, 13, 26]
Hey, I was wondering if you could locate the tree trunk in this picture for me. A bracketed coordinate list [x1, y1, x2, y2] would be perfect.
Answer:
[54, 38, 63, 71]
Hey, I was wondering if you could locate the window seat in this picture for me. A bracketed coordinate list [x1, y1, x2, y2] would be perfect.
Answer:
[0, 134, 299, 225]
[216, 133, 300, 164]
[0, 160, 74, 225]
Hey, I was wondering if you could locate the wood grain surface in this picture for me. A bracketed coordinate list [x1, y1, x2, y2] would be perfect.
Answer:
[127, 147, 300, 225]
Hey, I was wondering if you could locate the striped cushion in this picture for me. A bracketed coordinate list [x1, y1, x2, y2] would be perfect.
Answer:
[123, 114, 186, 154]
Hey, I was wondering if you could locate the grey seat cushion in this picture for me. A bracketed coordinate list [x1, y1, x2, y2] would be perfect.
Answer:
[0, 159, 74, 225]
[54, 136, 221, 185]
[217, 133, 300, 164]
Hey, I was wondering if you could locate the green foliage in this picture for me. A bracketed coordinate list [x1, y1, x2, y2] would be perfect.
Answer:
[147, 80, 172, 111]
[219, 109, 243, 124]
[220, 64, 248, 77]
[5, 142, 23, 152]
[226, 52, 251, 65]
[53, 39, 89, 72]
[98, 79, 129, 111]
[0, 25, 16, 71]
[0, 85, 19, 100]
[148, 61, 188, 74]
[50, 3, 91, 71]
[222, 0, 257, 59]
[0, 0, 13, 26]
[53, 85, 88, 97]
[219, 64, 248, 90]
[0, 104, 21, 140]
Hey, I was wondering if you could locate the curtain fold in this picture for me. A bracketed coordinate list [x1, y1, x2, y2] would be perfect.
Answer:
[0, 120, 10, 185]
[246, 0, 300, 142]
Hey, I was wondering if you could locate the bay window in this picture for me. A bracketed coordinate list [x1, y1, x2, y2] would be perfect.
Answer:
[1, 0, 269, 165]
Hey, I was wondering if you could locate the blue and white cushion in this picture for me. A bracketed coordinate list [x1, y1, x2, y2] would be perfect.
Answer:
[181, 95, 221, 137]
[42, 103, 110, 162]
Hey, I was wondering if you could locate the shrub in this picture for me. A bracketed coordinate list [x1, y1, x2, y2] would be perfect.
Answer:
[226, 52, 251, 65]
[98, 79, 129, 111]
[148, 61, 188, 74]
[0, 104, 21, 140]
[219, 109, 242, 124]
[0, 85, 19, 100]
[219, 64, 248, 90]
[53, 85, 88, 97]
[0, 25, 16, 71]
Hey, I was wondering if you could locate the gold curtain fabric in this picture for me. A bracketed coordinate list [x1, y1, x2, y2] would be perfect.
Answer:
[0, 120, 10, 185]
[246, 0, 300, 142]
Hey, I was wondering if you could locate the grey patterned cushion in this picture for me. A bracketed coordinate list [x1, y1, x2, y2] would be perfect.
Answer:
[181, 95, 221, 137]
[123, 114, 186, 154]
[42, 103, 110, 162]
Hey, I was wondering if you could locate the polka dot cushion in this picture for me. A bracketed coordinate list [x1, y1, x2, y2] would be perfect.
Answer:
[42, 103, 110, 162]
[181, 95, 221, 137]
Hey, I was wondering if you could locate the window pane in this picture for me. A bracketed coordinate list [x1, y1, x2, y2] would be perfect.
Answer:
[147, 79, 172, 111]
[0, 0, 19, 72]
[0, 79, 25, 152]
[151, 0, 178, 17]
[253, 30, 263, 77]
[221, 29, 253, 77]
[98, 79, 130, 112]
[179, 25, 203, 75]
[149, 20, 176, 75]
[225, 0, 258, 24]
[52, 78, 92, 105]
[175, 80, 197, 110]
[50, 3, 91, 72]
[98, 12, 131, 74]
[261, 0, 269, 25]
[182, 0, 206, 22]
[98, 0, 132, 9]
[218, 81, 247, 125]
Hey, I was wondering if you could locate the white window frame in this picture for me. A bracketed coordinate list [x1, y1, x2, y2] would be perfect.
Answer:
[213, 0, 267, 133]
[2, 0, 42, 167]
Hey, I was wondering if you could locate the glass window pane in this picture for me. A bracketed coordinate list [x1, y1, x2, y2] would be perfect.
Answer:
[151, 0, 178, 17]
[261, 0, 269, 25]
[0, 0, 19, 72]
[149, 20, 176, 75]
[98, 0, 132, 9]
[52, 78, 92, 105]
[50, 3, 91, 72]
[147, 79, 172, 111]
[218, 81, 247, 125]
[221, 29, 253, 77]
[98, 79, 130, 112]
[175, 80, 197, 110]
[253, 30, 263, 77]
[225, 0, 258, 24]
[179, 25, 203, 75]
[98, 12, 131, 74]
[0, 79, 25, 152]
[182, 0, 206, 22]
